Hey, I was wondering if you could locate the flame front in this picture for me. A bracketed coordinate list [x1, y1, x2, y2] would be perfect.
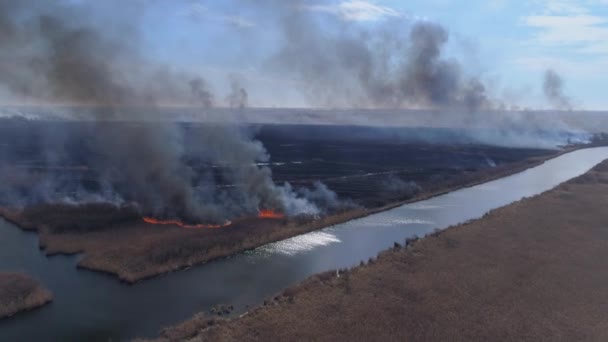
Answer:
[258, 209, 285, 219]
[142, 217, 231, 229]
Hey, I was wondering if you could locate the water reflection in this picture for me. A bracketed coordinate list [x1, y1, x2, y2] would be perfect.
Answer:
[258, 231, 341, 256]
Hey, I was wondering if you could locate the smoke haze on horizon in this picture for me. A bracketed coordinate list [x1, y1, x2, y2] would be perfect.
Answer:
[0, 0, 597, 222]
[0, 0, 348, 223]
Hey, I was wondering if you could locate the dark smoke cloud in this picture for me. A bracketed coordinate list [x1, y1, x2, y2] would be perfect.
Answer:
[190, 78, 215, 108]
[266, 2, 491, 111]
[543, 69, 572, 110]
[0, 0, 188, 106]
[251, 1, 585, 147]
[0, 0, 588, 221]
[226, 77, 248, 109]
[0, 0, 340, 222]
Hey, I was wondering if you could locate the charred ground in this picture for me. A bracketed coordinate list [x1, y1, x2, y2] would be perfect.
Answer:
[0, 119, 553, 209]
[0, 120, 562, 282]
[256, 124, 553, 207]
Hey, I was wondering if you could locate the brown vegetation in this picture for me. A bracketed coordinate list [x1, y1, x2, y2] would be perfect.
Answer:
[0, 150, 565, 283]
[0, 273, 53, 319]
[155, 159, 608, 341]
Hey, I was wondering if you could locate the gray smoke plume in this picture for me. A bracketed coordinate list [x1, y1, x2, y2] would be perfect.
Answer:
[190, 78, 215, 108]
[0, 0, 334, 222]
[0, 0, 587, 221]
[380, 176, 421, 197]
[254, 2, 586, 148]
[543, 69, 572, 110]
[226, 77, 249, 109]
[297, 181, 355, 213]
[267, 2, 491, 111]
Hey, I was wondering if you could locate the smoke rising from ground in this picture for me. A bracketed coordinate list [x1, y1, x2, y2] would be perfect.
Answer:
[380, 176, 421, 199]
[244, 1, 586, 147]
[226, 77, 249, 109]
[0, 1, 592, 219]
[266, 2, 491, 111]
[0, 0, 341, 222]
[543, 69, 572, 110]
[190, 78, 215, 108]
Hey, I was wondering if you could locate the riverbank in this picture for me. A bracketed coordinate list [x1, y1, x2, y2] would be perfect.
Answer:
[0, 148, 574, 284]
[156, 159, 608, 341]
[0, 273, 53, 319]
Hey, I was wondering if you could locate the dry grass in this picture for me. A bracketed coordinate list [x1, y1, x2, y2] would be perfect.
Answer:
[161, 160, 608, 342]
[0, 151, 563, 283]
[0, 205, 370, 283]
[0, 273, 53, 319]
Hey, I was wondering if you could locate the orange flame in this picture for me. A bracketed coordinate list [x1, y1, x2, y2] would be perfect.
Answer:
[142, 217, 231, 229]
[258, 209, 285, 219]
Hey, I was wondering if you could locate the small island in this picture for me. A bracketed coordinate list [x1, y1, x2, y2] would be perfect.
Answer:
[0, 273, 53, 319]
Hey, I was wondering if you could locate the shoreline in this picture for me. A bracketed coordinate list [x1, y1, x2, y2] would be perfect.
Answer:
[0, 273, 53, 319]
[153, 157, 608, 341]
[0, 146, 583, 284]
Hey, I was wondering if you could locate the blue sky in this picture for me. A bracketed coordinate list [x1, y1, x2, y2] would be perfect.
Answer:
[138, 0, 608, 109]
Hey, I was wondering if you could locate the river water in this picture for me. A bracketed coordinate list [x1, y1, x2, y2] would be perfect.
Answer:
[1, 147, 607, 341]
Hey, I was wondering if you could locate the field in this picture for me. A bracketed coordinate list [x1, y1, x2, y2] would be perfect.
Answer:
[0, 120, 555, 207]
[154, 159, 608, 341]
[0, 273, 53, 319]
[0, 121, 561, 282]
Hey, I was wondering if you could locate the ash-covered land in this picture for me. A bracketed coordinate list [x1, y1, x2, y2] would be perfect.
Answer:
[0, 118, 566, 210]
[0, 118, 575, 282]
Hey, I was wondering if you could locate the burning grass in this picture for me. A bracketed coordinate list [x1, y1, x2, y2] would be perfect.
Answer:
[154, 159, 608, 341]
[257, 209, 285, 219]
[0, 147, 567, 283]
[141, 209, 282, 229]
[0, 273, 53, 319]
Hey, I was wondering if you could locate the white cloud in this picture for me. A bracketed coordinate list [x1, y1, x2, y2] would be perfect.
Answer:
[521, 0, 608, 55]
[183, 3, 207, 19]
[220, 15, 255, 28]
[530, 0, 608, 15]
[181, 3, 255, 29]
[306, 0, 402, 21]
[537, 0, 589, 15]
[523, 14, 608, 45]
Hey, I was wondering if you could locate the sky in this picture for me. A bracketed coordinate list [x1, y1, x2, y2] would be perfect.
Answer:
[1, 0, 606, 110]
[133, 0, 608, 109]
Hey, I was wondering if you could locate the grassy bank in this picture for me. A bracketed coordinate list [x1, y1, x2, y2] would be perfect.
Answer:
[153, 159, 608, 341]
[0, 273, 53, 319]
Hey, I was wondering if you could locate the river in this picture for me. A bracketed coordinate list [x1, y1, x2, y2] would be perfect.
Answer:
[1, 147, 607, 341]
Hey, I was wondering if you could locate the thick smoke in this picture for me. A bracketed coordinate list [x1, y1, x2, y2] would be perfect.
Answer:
[543, 69, 572, 110]
[0, 0, 340, 222]
[268, 2, 490, 111]
[250, 2, 587, 148]
[380, 176, 421, 199]
[190, 78, 215, 108]
[297, 181, 356, 213]
[0, 0, 591, 220]
[226, 77, 249, 109]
